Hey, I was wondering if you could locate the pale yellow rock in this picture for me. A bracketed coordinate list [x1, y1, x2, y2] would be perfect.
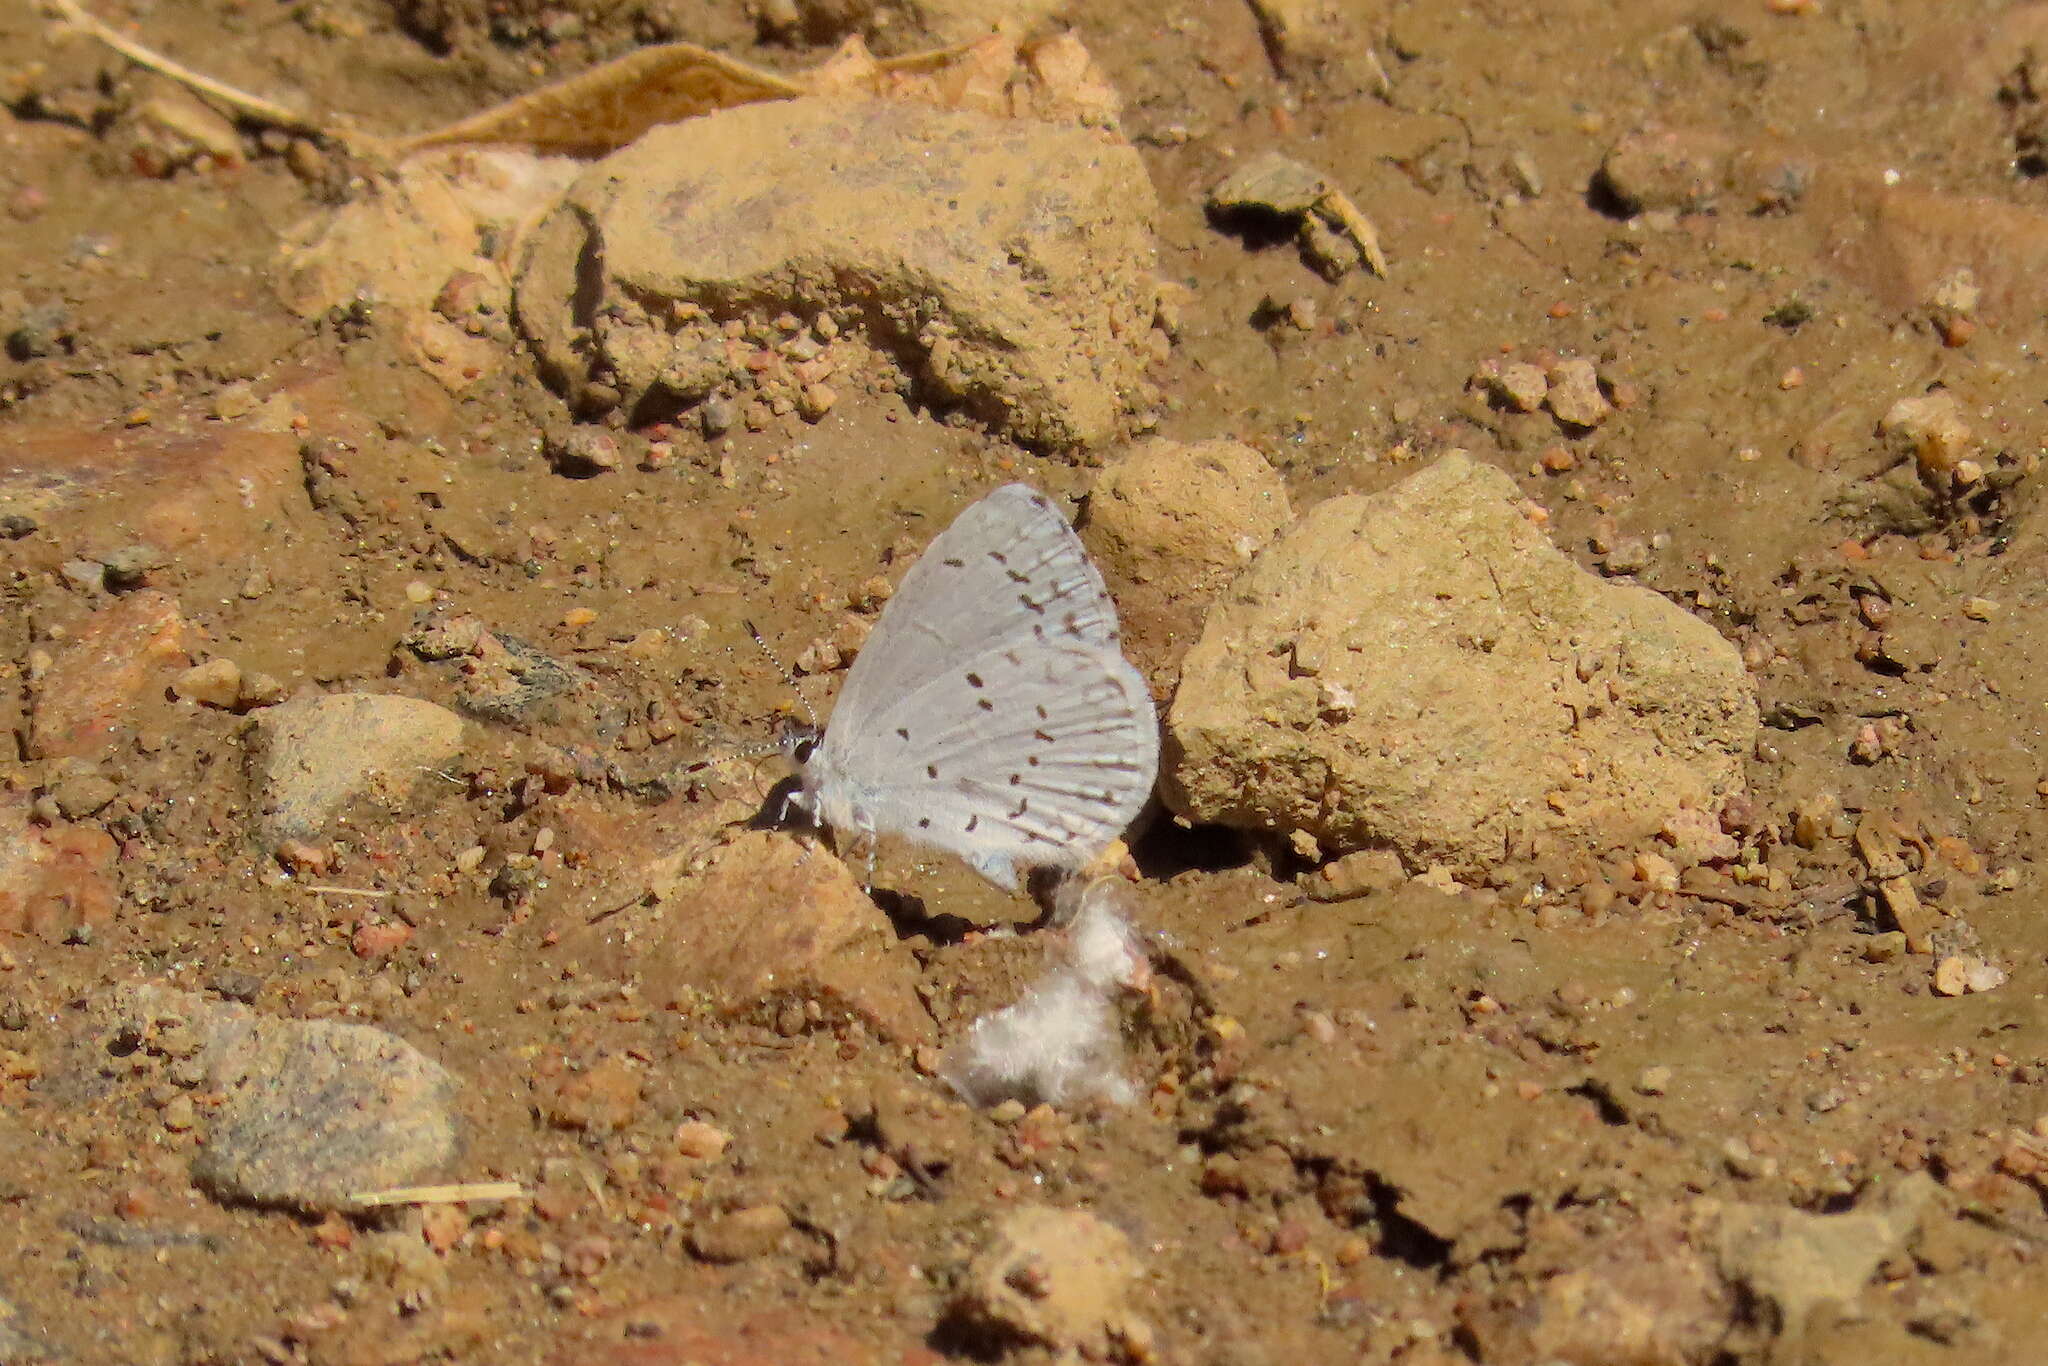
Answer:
[516, 98, 1158, 448]
[173, 657, 242, 709]
[1164, 453, 1758, 876]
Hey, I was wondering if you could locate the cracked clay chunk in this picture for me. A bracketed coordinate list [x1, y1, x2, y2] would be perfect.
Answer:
[515, 96, 1159, 448]
[1162, 453, 1758, 876]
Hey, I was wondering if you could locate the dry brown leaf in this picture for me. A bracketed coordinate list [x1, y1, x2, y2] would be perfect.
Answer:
[396, 42, 808, 157]
[397, 33, 1116, 157]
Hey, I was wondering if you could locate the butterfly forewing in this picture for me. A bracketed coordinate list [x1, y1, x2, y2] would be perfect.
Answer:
[800, 482, 1157, 889]
[832, 640, 1158, 887]
[826, 485, 1120, 731]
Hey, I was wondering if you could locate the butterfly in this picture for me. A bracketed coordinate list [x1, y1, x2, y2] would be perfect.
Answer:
[781, 484, 1157, 890]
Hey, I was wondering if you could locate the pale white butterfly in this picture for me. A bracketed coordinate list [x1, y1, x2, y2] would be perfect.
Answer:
[781, 484, 1157, 890]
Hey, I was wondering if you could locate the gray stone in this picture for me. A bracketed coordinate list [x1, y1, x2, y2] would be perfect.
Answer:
[108, 985, 459, 1213]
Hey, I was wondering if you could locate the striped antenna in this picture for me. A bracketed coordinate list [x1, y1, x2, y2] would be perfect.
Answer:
[744, 618, 821, 732]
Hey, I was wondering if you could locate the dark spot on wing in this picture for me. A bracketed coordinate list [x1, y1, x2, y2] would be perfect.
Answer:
[1019, 594, 1046, 614]
[943, 556, 966, 568]
[989, 550, 1008, 564]
[965, 814, 979, 832]
[926, 764, 939, 779]
[918, 817, 931, 829]
[895, 727, 910, 741]
[965, 672, 983, 688]
[976, 698, 994, 711]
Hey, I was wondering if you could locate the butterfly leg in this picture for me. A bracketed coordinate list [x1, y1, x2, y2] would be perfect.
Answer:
[849, 808, 880, 893]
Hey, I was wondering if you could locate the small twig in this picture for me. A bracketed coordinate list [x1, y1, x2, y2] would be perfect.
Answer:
[48, 0, 339, 142]
[347, 1181, 529, 1209]
[297, 884, 389, 898]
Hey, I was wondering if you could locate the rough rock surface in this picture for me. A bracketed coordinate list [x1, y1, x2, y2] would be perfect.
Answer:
[1163, 453, 1758, 875]
[560, 830, 933, 1045]
[948, 1205, 1147, 1359]
[1708, 1173, 1941, 1345]
[0, 795, 117, 941]
[0, 423, 304, 577]
[1082, 437, 1292, 691]
[107, 985, 459, 1212]
[26, 590, 191, 760]
[516, 97, 1159, 447]
[250, 692, 467, 842]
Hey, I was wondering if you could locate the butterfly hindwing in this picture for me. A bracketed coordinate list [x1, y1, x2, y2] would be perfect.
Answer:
[823, 638, 1157, 889]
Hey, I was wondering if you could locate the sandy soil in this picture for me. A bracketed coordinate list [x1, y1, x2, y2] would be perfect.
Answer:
[4, 1, 2048, 1363]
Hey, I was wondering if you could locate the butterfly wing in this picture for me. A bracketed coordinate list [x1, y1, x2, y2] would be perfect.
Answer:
[824, 484, 1121, 737]
[823, 637, 1158, 889]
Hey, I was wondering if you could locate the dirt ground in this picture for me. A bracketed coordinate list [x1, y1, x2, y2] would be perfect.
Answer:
[5, 1, 2048, 1363]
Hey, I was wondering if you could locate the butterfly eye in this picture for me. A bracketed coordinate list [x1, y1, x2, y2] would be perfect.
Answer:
[780, 726, 820, 766]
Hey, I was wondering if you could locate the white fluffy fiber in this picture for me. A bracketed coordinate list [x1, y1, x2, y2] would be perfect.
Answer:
[944, 878, 1146, 1109]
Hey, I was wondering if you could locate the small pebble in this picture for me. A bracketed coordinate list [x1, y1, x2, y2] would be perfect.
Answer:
[102, 543, 168, 589]
[673, 1120, 731, 1160]
[1544, 358, 1610, 428]
[699, 395, 737, 436]
[1602, 538, 1651, 575]
[1933, 956, 2006, 996]
[688, 1204, 790, 1263]
[1633, 851, 1679, 892]
[49, 772, 119, 819]
[547, 429, 620, 477]
[61, 559, 106, 593]
[238, 672, 286, 708]
[160, 1094, 197, 1132]
[174, 658, 242, 708]
[798, 382, 838, 420]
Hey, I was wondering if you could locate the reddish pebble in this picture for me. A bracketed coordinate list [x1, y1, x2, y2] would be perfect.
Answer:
[1940, 315, 1976, 348]
[275, 840, 331, 874]
[310, 1215, 354, 1250]
[420, 1202, 467, 1252]
[351, 919, 412, 959]
[8, 185, 48, 220]
[1271, 1220, 1311, 1255]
